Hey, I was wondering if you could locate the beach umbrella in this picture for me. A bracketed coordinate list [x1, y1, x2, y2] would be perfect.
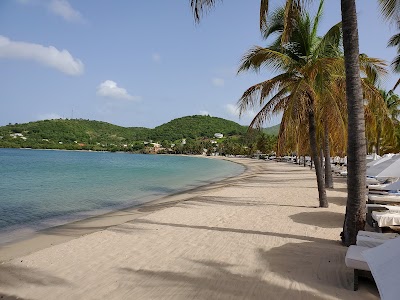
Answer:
[367, 153, 394, 168]
[383, 181, 400, 192]
[366, 154, 400, 178]
[366, 153, 381, 165]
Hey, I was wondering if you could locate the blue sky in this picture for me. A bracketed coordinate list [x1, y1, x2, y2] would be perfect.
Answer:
[0, 0, 398, 128]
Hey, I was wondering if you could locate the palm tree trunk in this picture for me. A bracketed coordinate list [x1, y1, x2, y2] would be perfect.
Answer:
[308, 100, 328, 208]
[340, 0, 366, 246]
[320, 148, 324, 171]
[324, 122, 334, 188]
[376, 126, 381, 156]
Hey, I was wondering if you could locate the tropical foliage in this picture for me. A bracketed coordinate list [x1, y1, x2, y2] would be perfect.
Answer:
[0, 116, 278, 155]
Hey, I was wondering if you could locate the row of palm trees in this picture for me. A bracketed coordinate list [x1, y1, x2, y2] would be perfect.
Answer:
[190, 0, 400, 245]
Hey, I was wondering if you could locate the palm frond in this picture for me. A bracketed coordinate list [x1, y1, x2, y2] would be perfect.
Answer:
[378, 0, 400, 23]
[238, 46, 295, 73]
[312, 22, 342, 59]
[237, 73, 292, 115]
[190, 0, 221, 23]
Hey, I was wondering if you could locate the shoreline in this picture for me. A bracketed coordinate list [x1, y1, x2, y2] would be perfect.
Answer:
[0, 156, 250, 262]
[0, 158, 379, 299]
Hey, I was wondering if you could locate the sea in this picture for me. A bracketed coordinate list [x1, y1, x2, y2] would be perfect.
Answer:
[0, 148, 244, 244]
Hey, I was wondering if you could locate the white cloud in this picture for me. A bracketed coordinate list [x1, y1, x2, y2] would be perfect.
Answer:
[38, 113, 63, 120]
[212, 77, 225, 87]
[225, 103, 255, 119]
[96, 80, 140, 101]
[199, 110, 210, 116]
[0, 35, 84, 75]
[225, 104, 239, 116]
[152, 53, 161, 63]
[48, 0, 84, 23]
[16, 0, 85, 23]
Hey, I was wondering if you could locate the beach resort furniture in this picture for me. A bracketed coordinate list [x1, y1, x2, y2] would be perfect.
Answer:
[362, 237, 400, 300]
[366, 154, 400, 179]
[345, 245, 373, 291]
[366, 203, 400, 231]
[346, 236, 400, 297]
[356, 231, 399, 248]
[368, 194, 400, 205]
[366, 177, 380, 186]
[371, 210, 400, 232]
[368, 179, 399, 194]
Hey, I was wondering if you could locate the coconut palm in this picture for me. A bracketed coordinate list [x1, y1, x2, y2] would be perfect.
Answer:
[378, 1, 400, 87]
[378, 0, 400, 22]
[236, 1, 345, 207]
[370, 89, 400, 153]
[190, 0, 385, 244]
[191, 0, 311, 43]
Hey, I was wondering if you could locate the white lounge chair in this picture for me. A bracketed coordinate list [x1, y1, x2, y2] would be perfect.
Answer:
[363, 237, 400, 300]
[346, 237, 400, 296]
[356, 231, 399, 248]
[368, 194, 400, 205]
[371, 210, 400, 231]
[345, 245, 373, 291]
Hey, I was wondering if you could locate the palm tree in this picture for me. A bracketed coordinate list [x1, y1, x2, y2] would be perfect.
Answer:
[190, 0, 386, 244]
[378, 0, 400, 22]
[378, 1, 400, 89]
[236, 1, 345, 207]
[191, 0, 307, 43]
[339, 0, 367, 246]
[370, 89, 400, 154]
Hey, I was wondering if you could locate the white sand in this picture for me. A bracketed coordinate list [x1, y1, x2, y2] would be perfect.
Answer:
[0, 158, 379, 299]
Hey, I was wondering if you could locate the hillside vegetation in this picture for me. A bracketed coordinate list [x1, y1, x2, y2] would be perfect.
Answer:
[152, 115, 247, 140]
[0, 116, 279, 153]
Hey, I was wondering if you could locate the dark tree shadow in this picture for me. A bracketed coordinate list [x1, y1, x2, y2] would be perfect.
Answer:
[258, 242, 379, 297]
[289, 211, 344, 228]
[191, 196, 317, 209]
[118, 260, 326, 299]
[134, 219, 335, 245]
[327, 196, 347, 207]
[0, 293, 32, 300]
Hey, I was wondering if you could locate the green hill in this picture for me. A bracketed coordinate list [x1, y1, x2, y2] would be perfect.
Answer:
[0, 116, 252, 150]
[263, 124, 280, 136]
[151, 115, 247, 141]
[0, 119, 151, 150]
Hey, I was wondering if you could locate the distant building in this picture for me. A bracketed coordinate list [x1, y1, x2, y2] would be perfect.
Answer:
[10, 133, 24, 138]
[182, 139, 186, 145]
[214, 133, 223, 139]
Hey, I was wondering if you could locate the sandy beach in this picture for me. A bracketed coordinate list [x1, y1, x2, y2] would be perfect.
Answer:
[0, 158, 379, 299]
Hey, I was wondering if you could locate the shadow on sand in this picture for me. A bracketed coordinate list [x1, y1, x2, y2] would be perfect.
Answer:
[289, 211, 344, 229]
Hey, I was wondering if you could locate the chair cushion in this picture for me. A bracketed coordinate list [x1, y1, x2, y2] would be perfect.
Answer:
[372, 211, 400, 227]
[345, 246, 370, 271]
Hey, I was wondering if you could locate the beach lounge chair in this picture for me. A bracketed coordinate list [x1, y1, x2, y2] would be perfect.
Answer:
[371, 210, 400, 232]
[368, 194, 400, 205]
[356, 231, 399, 248]
[363, 237, 400, 300]
[345, 245, 373, 291]
[345, 237, 400, 296]
[366, 204, 400, 227]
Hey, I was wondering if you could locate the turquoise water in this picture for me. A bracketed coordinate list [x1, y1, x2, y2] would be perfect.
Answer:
[0, 149, 244, 244]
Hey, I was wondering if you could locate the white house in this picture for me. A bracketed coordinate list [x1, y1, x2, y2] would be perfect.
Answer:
[214, 133, 223, 139]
